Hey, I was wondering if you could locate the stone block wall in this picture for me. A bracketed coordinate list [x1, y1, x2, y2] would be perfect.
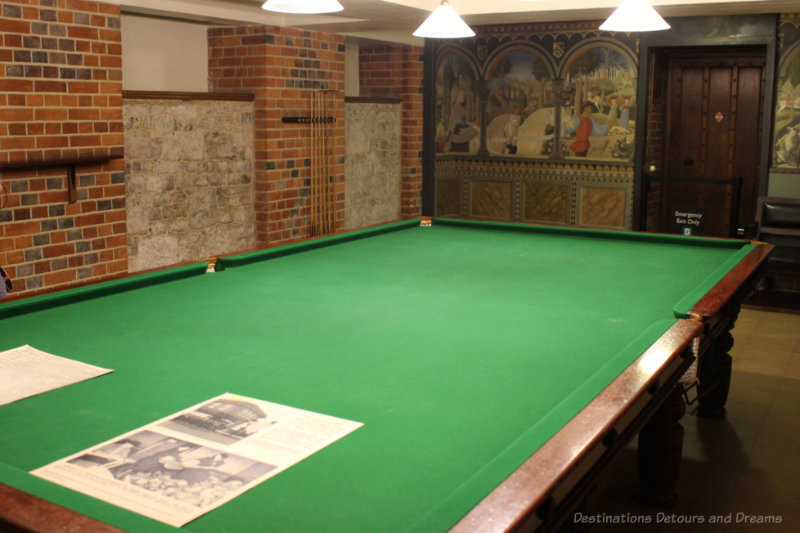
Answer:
[359, 44, 424, 218]
[123, 95, 255, 272]
[344, 99, 401, 229]
[0, 0, 125, 296]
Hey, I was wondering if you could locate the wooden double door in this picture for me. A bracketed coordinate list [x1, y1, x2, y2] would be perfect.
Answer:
[655, 47, 765, 237]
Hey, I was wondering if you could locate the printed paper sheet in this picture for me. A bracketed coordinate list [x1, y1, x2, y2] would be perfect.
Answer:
[32, 393, 363, 527]
[0, 345, 112, 406]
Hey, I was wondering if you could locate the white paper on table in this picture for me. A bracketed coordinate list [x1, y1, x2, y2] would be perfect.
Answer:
[32, 393, 363, 527]
[0, 344, 112, 406]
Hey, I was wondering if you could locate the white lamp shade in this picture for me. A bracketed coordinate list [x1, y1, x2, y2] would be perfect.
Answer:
[413, 2, 475, 39]
[599, 0, 670, 32]
[261, 0, 344, 14]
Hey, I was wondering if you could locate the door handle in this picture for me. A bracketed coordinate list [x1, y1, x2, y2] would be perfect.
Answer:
[683, 156, 694, 166]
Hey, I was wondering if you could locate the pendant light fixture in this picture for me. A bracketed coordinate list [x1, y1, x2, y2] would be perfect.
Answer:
[261, 0, 344, 14]
[413, 1, 475, 39]
[599, 0, 670, 32]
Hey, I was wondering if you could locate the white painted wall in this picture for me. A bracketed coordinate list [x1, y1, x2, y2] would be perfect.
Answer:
[121, 15, 208, 92]
[345, 44, 359, 97]
[768, 172, 800, 199]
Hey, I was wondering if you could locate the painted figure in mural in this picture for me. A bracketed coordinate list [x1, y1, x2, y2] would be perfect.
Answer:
[606, 96, 619, 123]
[517, 92, 540, 124]
[434, 53, 480, 154]
[569, 104, 595, 156]
[619, 96, 632, 129]
[445, 81, 478, 153]
[612, 135, 635, 159]
[564, 102, 614, 157]
[489, 84, 509, 122]
[503, 114, 520, 154]
[587, 87, 603, 113]
[776, 125, 800, 167]
[561, 43, 639, 160]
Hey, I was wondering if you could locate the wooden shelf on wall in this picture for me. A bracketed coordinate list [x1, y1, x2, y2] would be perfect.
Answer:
[122, 90, 255, 102]
[344, 96, 403, 104]
[1, 153, 123, 203]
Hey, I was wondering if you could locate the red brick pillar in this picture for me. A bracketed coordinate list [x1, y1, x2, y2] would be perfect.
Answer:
[208, 25, 345, 245]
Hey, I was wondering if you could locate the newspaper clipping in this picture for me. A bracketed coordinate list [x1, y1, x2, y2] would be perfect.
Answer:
[32, 393, 363, 527]
[0, 345, 112, 406]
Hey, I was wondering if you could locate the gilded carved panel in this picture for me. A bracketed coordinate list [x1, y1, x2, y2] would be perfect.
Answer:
[469, 180, 513, 220]
[435, 179, 462, 217]
[578, 186, 628, 228]
[522, 183, 569, 224]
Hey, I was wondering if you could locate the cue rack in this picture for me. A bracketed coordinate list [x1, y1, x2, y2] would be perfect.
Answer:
[282, 90, 337, 237]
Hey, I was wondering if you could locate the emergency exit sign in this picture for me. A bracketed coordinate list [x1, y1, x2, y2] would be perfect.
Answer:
[670, 207, 706, 236]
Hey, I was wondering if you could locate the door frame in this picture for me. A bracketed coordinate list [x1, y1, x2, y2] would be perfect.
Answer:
[633, 14, 777, 232]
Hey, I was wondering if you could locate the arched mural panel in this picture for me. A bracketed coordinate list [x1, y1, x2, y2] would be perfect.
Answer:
[560, 42, 637, 162]
[774, 42, 800, 169]
[484, 44, 556, 158]
[431, 25, 639, 228]
[435, 47, 481, 155]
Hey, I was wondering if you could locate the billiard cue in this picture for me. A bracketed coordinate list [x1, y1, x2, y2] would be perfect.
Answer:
[327, 90, 335, 234]
[311, 93, 320, 235]
[318, 90, 324, 236]
[324, 90, 332, 234]
[320, 90, 328, 235]
[312, 91, 321, 236]
[310, 91, 315, 236]
[319, 90, 327, 236]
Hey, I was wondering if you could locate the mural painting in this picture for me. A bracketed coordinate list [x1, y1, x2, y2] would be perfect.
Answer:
[435, 37, 638, 164]
[561, 46, 637, 161]
[485, 47, 555, 157]
[774, 21, 800, 169]
[435, 51, 480, 154]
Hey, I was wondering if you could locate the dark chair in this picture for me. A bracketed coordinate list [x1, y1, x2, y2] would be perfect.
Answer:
[755, 196, 800, 292]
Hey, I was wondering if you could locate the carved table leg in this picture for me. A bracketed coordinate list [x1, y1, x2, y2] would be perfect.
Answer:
[696, 316, 737, 419]
[638, 385, 685, 506]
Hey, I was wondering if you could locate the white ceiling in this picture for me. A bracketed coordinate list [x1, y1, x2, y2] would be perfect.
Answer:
[106, 0, 798, 45]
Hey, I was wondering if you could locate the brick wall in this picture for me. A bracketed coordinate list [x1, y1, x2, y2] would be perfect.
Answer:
[0, 0, 125, 297]
[208, 25, 345, 244]
[359, 45, 424, 218]
[0, 0, 122, 163]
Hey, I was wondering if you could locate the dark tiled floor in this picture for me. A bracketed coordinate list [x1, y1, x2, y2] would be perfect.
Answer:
[588, 303, 800, 532]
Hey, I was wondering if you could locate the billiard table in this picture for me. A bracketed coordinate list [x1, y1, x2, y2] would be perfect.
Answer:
[0, 218, 771, 532]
